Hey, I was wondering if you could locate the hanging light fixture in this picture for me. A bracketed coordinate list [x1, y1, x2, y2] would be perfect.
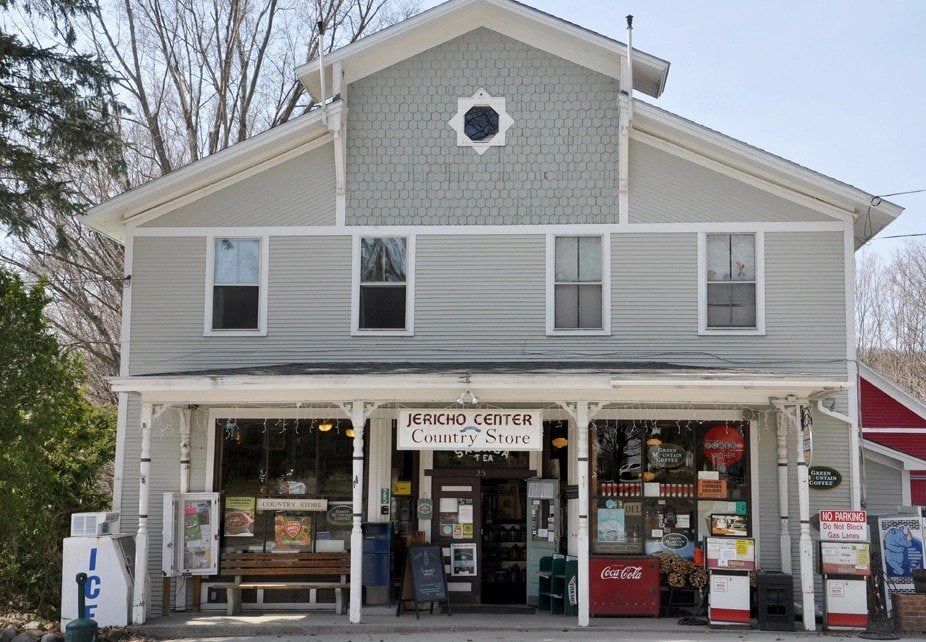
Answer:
[551, 437, 568, 449]
[345, 428, 355, 438]
[318, 421, 333, 432]
[455, 389, 480, 405]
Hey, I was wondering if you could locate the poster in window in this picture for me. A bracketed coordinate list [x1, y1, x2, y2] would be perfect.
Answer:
[224, 496, 255, 537]
[597, 508, 625, 543]
[183, 499, 214, 570]
[451, 543, 477, 576]
[275, 513, 313, 548]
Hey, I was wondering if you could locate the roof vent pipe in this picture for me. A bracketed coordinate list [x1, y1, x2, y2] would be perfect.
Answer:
[626, 15, 634, 122]
[317, 16, 328, 125]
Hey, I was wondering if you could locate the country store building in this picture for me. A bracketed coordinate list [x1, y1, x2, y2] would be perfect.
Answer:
[82, 0, 903, 629]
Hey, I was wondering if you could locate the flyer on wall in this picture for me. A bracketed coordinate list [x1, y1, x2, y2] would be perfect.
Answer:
[224, 496, 255, 537]
[878, 516, 925, 592]
[451, 543, 477, 576]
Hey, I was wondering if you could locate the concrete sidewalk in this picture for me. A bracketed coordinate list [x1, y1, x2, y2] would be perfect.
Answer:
[130, 608, 907, 641]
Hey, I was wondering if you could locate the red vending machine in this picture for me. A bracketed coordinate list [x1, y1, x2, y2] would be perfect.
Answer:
[589, 557, 660, 616]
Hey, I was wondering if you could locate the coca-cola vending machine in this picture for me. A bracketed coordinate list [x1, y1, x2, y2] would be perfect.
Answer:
[589, 558, 660, 616]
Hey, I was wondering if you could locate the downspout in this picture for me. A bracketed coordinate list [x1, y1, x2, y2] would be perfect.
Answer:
[617, 16, 633, 224]
[814, 398, 861, 509]
[317, 17, 328, 126]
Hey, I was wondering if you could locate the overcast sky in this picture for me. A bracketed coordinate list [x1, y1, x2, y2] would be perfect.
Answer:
[420, 0, 926, 259]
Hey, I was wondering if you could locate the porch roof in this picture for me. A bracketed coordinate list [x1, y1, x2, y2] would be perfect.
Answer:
[111, 361, 848, 407]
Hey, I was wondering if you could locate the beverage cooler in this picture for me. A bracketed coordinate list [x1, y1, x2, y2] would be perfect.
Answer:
[589, 557, 660, 616]
[705, 536, 755, 626]
[61, 512, 135, 628]
[820, 541, 871, 630]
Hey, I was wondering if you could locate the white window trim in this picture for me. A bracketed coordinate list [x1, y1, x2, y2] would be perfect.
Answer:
[545, 233, 611, 336]
[204, 235, 269, 337]
[448, 88, 515, 156]
[697, 231, 766, 336]
[351, 234, 415, 337]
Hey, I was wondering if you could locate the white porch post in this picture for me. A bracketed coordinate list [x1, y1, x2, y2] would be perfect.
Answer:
[776, 413, 792, 575]
[175, 407, 192, 612]
[793, 404, 816, 631]
[576, 401, 590, 627]
[132, 402, 153, 624]
[349, 400, 365, 623]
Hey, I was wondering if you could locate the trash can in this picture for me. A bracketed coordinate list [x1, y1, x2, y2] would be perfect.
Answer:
[362, 522, 392, 606]
[756, 572, 795, 631]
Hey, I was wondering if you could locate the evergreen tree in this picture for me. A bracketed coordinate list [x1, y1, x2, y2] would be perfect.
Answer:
[0, 0, 122, 236]
[0, 267, 115, 614]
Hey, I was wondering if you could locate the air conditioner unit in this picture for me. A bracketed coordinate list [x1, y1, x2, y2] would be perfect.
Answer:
[70, 512, 120, 537]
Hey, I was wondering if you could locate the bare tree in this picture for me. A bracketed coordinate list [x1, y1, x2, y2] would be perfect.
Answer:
[3, 0, 420, 401]
[856, 242, 926, 400]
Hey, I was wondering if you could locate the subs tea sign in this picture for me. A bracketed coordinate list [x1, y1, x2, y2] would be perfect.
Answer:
[398, 409, 542, 451]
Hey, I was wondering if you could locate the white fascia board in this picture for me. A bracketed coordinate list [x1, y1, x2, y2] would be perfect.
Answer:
[109, 371, 847, 407]
[82, 108, 332, 244]
[632, 101, 904, 226]
[859, 363, 926, 424]
[297, 0, 669, 99]
[863, 439, 926, 471]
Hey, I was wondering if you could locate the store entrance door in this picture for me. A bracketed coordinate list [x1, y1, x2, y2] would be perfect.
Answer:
[431, 475, 482, 604]
[480, 479, 527, 604]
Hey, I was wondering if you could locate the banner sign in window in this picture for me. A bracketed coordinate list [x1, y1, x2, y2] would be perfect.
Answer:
[397, 409, 543, 451]
[257, 498, 327, 512]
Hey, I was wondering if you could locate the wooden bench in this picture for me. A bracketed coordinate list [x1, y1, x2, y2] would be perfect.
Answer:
[195, 551, 350, 615]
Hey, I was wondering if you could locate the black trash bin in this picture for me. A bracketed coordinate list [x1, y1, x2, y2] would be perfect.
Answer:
[756, 572, 795, 631]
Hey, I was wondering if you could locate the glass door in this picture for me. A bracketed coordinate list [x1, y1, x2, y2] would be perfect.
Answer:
[431, 475, 481, 604]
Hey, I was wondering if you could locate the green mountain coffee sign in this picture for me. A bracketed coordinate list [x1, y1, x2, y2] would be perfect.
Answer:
[808, 466, 842, 490]
[647, 443, 687, 469]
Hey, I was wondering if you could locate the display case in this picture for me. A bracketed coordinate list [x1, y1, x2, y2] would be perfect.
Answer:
[162, 492, 220, 576]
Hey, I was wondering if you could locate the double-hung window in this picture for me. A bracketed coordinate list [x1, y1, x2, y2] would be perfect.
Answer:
[206, 236, 267, 335]
[547, 235, 610, 335]
[699, 232, 764, 334]
[353, 236, 414, 335]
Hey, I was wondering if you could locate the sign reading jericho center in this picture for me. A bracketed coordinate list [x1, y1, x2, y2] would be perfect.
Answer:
[397, 409, 543, 451]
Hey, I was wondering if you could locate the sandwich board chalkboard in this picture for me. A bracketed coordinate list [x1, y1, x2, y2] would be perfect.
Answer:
[396, 544, 451, 618]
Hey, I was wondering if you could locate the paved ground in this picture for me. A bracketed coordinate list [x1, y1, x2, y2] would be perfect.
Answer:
[131, 608, 914, 641]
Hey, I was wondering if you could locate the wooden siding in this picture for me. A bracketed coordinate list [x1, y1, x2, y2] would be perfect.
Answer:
[141, 143, 336, 228]
[628, 139, 832, 224]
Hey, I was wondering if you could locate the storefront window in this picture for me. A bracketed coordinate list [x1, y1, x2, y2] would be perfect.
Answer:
[218, 418, 354, 553]
[591, 420, 750, 558]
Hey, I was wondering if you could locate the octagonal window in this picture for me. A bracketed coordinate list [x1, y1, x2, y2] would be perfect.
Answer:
[464, 105, 499, 141]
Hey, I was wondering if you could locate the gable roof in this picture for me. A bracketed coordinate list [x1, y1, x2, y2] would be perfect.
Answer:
[631, 102, 903, 247]
[82, 105, 332, 242]
[297, 0, 670, 99]
[860, 362, 926, 428]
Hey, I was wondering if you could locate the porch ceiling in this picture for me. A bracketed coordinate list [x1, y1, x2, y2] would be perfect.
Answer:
[110, 361, 848, 407]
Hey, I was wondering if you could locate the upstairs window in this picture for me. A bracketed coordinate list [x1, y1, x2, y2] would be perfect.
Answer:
[354, 236, 414, 334]
[547, 235, 610, 335]
[207, 237, 267, 335]
[699, 232, 765, 335]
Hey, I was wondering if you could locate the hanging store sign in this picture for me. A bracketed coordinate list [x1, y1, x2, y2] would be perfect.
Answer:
[397, 409, 543, 451]
[256, 498, 327, 512]
[808, 466, 842, 490]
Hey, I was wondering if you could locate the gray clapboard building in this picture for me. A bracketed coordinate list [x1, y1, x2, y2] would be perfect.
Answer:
[83, 0, 901, 628]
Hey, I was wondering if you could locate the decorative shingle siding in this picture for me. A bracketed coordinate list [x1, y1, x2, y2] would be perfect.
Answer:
[142, 143, 336, 227]
[345, 28, 621, 226]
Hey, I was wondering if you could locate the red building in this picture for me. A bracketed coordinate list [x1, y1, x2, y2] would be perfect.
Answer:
[861, 364, 926, 511]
